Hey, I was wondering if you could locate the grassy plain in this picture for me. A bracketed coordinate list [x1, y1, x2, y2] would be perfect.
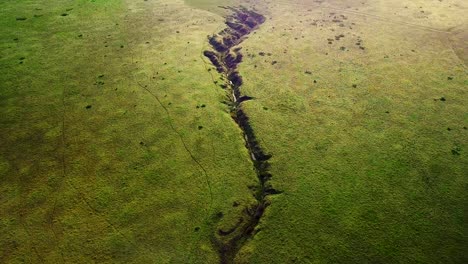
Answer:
[1, 0, 258, 263]
[236, 0, 468, 263]
[1, 0, 467, 263]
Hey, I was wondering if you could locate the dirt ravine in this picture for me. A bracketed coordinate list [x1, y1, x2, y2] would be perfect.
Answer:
[203, 6, 281, 264]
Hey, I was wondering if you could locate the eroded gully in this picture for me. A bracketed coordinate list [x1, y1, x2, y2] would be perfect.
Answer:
[202, 6, 281, 263]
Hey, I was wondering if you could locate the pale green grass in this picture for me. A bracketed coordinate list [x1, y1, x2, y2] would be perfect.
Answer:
[1, 0, 258, 263]
[236, 1, 467, 263]
[1, 0, 467, 263]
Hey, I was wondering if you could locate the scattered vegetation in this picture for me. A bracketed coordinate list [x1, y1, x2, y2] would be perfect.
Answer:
[1, 0, 466, 263]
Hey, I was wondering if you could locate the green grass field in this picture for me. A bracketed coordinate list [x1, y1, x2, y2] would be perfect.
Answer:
[1, 0, 467, 263]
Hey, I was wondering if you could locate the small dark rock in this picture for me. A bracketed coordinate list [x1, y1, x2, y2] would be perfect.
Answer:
[85, 105, 92, 109]
[60, 13, 68, 17]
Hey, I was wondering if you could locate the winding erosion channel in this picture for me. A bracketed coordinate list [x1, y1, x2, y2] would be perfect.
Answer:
[203, 6, 281, 263]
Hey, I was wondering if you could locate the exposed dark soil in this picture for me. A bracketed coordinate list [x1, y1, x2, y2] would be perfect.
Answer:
[203, 6, 281, 264]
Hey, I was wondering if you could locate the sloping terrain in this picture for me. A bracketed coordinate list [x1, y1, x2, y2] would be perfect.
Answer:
[1, 0, 257, 262]
[234, 0, 468, 263]
[1, 0, 467, 263]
